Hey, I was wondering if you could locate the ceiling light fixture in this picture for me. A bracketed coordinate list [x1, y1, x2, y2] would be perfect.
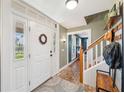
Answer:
[65, 0, 78, 10]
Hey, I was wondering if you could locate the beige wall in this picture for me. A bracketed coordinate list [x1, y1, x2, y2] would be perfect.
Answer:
[67, 18, 107, 43]
[59, 25, 67, 68]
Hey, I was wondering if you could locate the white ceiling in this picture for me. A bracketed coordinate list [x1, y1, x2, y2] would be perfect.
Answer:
[22, 0, 114, 29]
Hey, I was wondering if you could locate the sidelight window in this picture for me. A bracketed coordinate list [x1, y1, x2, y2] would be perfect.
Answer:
[15, 22, 25, 60]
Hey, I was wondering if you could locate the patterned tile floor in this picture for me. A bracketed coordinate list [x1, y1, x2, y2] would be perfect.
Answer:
[33, 59, 96, 92]
[33, 76, 84, 92]
[57, 60, 80, 84]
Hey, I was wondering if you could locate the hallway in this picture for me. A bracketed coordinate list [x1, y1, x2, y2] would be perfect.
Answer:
[0, 0, 123, 92]
[33, 60, 95, 92]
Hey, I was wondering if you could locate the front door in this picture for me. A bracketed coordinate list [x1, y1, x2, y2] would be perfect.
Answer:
[29, 21, 52, 91]
[12, 15, 28, 91]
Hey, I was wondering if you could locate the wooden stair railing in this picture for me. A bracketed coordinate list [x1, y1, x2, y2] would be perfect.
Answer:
[79, 18, 122, 83]
[79, 46, 83, 83]
[84, 22, 122, 53]
[83, 21, 122, 70]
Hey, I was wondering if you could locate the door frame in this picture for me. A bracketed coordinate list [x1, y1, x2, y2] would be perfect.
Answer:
[11, 12, 59, 91]
[122, 2, 124, 92]
[67, 29, 91, 64]
[11, 13, 29, 91]
[0, 0, 12, 91]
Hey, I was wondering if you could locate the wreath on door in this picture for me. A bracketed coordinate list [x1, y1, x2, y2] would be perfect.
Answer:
[39, 34, 47, 45]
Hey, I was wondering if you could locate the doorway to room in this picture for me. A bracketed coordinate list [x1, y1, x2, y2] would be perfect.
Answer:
[67, 29, 91, 64]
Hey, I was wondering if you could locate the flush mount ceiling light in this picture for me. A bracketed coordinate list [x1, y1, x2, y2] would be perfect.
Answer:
[65, 0, 78, 10]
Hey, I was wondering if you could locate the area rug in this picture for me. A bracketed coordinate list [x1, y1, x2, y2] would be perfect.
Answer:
[33, 76, 84, 92]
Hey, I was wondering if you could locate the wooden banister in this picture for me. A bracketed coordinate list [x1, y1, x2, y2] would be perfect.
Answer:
[79, 19, 122, 83]
[85, 35, 105, 52]
[79, 46, 83, 83]
[84, 23, 122, 53]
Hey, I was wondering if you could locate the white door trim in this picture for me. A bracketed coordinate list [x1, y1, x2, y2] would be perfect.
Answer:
[1, 0, 12, 91]
[66, 29, 92, 64]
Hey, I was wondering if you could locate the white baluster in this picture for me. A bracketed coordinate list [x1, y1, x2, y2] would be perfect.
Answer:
[91, 48, 93, 66]
[101, 41, 104, 61]
[106, 40, 110, 45]
[87, 51, 89, 69]
[95, 45, 98, 64]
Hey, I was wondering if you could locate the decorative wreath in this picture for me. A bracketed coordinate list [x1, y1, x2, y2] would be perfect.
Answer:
[39, 34, 47, 45]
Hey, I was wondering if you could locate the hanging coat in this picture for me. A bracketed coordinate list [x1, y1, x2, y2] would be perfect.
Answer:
[103, 42, 122, 69]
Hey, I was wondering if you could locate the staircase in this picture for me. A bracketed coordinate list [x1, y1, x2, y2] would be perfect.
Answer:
[79, 18, 122, 91]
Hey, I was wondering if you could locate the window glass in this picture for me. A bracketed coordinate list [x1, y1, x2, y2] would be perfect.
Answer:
[15, 22, 24, 60]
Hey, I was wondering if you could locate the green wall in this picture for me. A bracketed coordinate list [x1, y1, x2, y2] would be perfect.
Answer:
[59, 25, 67, 68]
[67, 18, 107, 43]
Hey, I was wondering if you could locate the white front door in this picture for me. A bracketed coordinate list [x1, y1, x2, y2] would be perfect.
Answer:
[29, 21, 52, 91]
[12, 15, 28, 91]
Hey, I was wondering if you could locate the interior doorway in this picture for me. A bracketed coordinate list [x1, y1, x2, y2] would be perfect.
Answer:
[67, 29, 91, 64]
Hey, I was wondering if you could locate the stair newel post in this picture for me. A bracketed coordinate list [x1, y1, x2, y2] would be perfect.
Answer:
[79, 45, 83, 83]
